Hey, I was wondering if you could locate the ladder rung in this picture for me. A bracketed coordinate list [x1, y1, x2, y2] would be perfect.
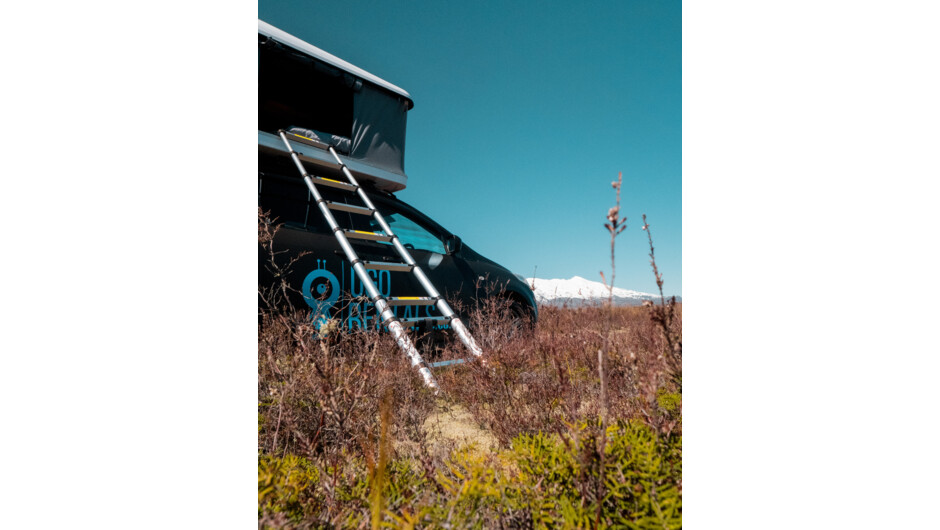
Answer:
[363, 261, 413, 272]
[343, 230, 393, 242]
[428, 358, 468, 368]
[296, 151, 343, 172]
[283, 130, 328, 149]
[397, 316, 452, 327]
[325, 201, 373, 216]
[310, 176, 357, 192]
[385, 296, 435, 306]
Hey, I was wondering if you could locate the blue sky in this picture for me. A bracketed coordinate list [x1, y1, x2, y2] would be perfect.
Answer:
[260, 0, 681, 296]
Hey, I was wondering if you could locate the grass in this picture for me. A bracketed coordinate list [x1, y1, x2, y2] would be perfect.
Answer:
[258, 177, 682, 528]
[258, 293, 681, 527]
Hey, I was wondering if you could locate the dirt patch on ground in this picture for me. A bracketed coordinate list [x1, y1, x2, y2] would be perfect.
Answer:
[421, 400, 498, 454]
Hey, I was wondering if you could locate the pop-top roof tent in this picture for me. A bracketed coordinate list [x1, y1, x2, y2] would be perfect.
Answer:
[258, 19, 414, 192]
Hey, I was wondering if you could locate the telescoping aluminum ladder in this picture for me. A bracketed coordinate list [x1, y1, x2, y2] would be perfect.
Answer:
[278, 130, 484, 393]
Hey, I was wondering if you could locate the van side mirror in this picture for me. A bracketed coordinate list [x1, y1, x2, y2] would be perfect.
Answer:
[444, 235, 462, 255]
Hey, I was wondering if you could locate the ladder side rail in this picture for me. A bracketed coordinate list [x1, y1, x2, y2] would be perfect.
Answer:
[405, 265, 483, 359]
[347, 259, 439, 391]
[326, 146, 484, 360]
[277, 132, 440, 392]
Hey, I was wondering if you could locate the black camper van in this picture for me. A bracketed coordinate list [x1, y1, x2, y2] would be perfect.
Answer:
[258, 20, 536, 337]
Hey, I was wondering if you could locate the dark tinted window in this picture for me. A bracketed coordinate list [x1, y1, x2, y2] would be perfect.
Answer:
[372, 208, 446, 254]
[258, 171, 310, 227]
[343, 200, 446, 254]
[259, 171, 377, 234]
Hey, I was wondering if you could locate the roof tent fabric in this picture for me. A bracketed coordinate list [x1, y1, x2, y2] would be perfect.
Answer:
[258, 20, 412, 180]
[351, 86, 408, 176]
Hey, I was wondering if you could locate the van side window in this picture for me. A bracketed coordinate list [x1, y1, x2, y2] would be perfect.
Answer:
[369, 208, 446, 254]
[258, 172, 331, 232]
[258, 172, 307, 226]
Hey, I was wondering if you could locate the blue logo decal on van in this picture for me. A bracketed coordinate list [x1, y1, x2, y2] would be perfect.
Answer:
[301, 260, 451, 332]
[301, 260, 339, 326]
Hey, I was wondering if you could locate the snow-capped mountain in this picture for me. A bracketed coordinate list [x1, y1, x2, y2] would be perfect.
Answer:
[525, 276, 681, 307]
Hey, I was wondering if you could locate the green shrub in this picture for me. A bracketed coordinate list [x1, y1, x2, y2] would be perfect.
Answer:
[256, 419, 680, 528]
[509, 420, 682, 528]
[258, 455, 320, 522]
[656, 389, 682, 414]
